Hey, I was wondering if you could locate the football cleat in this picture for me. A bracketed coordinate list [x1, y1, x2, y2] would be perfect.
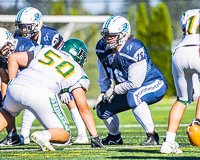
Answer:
[102, 133, 123, 145]
[19, 135, 30, 145]
[187, 122, 200, 146]
[91, 135, 106, 148]
[0, 131, 21, 146]
[31, 131, 55, 151]
[140, 132, 159, 146]
[74, 133, 89, 144]
[160, 141, 183, 154]
[52, 138, 72, 146]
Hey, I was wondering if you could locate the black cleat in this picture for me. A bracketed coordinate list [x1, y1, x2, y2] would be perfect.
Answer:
[0, 131, 21, 146]
[140, 132, 159, 146]
[91, 135, 105, 148]
[102, 133, 123, 145]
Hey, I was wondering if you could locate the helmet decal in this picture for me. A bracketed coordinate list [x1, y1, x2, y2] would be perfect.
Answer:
[5, 31, 12, 39]
[17, 7, 28, 21]
[35, 13, 41, 22]
[104, 16, 115, 28]
[123, 23, 129, 33]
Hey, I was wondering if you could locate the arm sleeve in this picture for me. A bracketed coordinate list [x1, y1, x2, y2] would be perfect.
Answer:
[52, 33, 64, 49]
[69, 77, 90, 93]
[97, 58, 111, 92]
[69, 69, 90, 93]
[114, 59, 147, 94]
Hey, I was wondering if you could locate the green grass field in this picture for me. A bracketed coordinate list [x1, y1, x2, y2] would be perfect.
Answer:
[0, 98, 200, 160]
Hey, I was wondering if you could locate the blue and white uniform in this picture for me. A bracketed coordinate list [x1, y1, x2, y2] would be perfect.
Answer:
[36, 26, 64, 49]
[0, 37, 37, 70]
[15, 37, 37, 52]
[96, 38, 167, 132]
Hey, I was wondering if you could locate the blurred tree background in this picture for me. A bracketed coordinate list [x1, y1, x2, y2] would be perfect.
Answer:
[0, 0, 200, 99]
[148, 3, 174, 96]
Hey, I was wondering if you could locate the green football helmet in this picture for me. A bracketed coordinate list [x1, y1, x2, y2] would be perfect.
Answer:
[61, 38, 88, 67]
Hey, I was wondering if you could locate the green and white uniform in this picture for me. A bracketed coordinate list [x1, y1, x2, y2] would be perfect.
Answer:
[3, 45, 90, 133]
[172, 9, 200, 104]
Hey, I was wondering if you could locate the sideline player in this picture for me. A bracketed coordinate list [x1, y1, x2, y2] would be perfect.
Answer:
[0, 27, 38, 146]
[94, 15, 167, 145]
[160, 9, 200, 154]
[14, 7, 88, 144]
[0, 39, 105, 151]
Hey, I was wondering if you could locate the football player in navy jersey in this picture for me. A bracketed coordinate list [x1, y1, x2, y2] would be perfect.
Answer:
[94, 15, 168, 146]
[14, 7, 63, 49]
[0, 27, 38, 146]
[13, 7, 88, 145]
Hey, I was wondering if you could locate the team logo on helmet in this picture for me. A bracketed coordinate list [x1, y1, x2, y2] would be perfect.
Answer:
[35, 13, 41, 22]
[123, 23, 129, 32]
[77, 48, 87, 62]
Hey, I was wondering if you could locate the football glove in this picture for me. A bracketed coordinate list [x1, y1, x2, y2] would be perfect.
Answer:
[103, 80, 116, 103]
[90, 135, 106, 148]
[58, 92, 70, 104]
[93, 93, 105, 110]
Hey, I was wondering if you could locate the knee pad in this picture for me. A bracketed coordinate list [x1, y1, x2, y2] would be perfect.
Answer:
[96, 106, 112, 119]
[96, 107, 104, 119]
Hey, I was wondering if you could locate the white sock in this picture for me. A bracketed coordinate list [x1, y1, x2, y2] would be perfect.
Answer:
[132, 102, 154, 133]
[165, 131, 176, 143]
[41, 130, 51, 142]
[70, 107, 87, 136]
[103, 114, 119, 135]
[20, 109, 36, 138]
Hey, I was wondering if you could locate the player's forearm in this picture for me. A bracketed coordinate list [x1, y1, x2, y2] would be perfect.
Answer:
[8, 57, 19, 80]
[1, 82, 7, 99]
[72, 88, 98, 136]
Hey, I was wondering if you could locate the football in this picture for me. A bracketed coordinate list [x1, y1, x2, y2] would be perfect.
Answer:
[187, 124, 200, 146]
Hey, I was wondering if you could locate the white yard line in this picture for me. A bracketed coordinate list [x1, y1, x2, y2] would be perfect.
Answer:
[0, 148, 40, 151]
[64, 145, 162, 150]
[0, 144, 192, 151]
[17, 123, 189, 130]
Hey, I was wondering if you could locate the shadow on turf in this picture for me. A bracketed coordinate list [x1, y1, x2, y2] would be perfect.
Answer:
[105, 149, 200, 160]
[107, 156, 200, 160]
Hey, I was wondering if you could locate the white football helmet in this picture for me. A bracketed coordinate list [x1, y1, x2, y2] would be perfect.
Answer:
[101, 16, 131, 49]
[14, 7, 43, 38]
[0, 27, 15, 59]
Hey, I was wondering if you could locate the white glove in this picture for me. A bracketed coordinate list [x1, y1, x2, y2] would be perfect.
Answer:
[59, 92, 71, 104]
[103, 80, 116, 103]
[93, 93, 105, 110]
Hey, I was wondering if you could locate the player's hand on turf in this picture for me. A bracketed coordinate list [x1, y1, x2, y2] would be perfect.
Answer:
[103, 80, 116, 103]
[90, 135, 105, 148]
[58, 92, 71, 104]
[93, 93, 105, 110]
